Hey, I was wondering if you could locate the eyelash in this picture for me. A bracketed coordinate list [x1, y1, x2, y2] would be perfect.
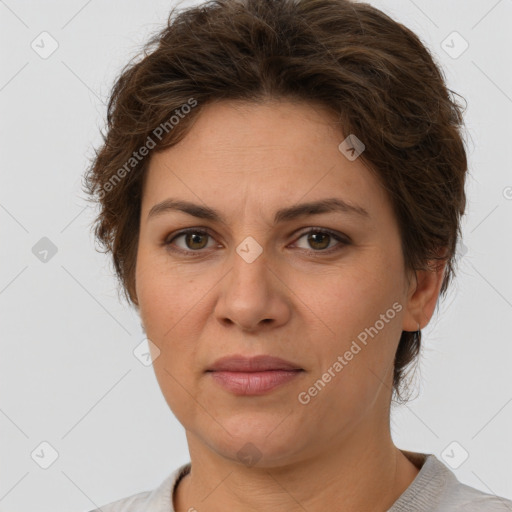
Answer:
[163, 227, 350, 257]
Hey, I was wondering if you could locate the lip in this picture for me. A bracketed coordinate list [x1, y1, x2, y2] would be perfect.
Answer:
[208, 370, 303, 395]
[206, 354, 303, 372]
[205, 355, 304, 396]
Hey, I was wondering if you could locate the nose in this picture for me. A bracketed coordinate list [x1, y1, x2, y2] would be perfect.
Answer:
[214, 244, 291, 332]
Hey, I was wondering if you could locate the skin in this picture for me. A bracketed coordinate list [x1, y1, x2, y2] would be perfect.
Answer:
[134, 99, 446, 512]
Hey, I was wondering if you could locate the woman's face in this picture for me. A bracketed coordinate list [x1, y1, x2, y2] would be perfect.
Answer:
[135, 99, 424, 466]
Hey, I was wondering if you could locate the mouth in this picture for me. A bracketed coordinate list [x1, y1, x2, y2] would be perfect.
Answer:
[206, 354, 303, 372]
[205, 355, 304, 395]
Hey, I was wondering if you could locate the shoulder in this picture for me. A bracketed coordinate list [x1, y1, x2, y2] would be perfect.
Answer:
[438, 476, 512, 511]
[87, 462, 191, 512]
[89, 489, 154, 512]
[391, 452, 512, 512]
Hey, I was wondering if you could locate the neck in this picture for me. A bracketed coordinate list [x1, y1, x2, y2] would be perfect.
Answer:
[174, 422, 420, 512]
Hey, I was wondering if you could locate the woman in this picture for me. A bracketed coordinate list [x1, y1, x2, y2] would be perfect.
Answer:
[84, 0, 512, 510]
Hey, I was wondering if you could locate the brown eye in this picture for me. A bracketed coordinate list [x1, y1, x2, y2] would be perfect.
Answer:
[294, 229, 348, 253]
[183, 232, 209, 250]
[165, 229, 215, 253]
[306, 231, 331, 250]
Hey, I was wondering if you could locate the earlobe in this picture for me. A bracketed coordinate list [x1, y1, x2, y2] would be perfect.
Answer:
[402, 258, 447, 333]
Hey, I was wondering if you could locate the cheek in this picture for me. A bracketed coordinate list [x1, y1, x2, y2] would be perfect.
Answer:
[318, 255, 405, 376]
[136, 254, 204, 423]
[135, 248, 209, 375]
[329, 264, 400, 329]
[136, 246, 196, 338]
[305, 280, 403, 422]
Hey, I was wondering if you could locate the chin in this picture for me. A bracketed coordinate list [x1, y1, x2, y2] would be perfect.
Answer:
[201, 414, 309, 468]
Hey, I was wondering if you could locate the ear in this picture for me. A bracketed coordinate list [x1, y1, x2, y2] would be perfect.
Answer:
[402, 253, 448, 332]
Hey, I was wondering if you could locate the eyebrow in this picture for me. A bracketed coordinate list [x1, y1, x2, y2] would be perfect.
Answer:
[147, 197, 369, 224]
[147, 197, 370, 224]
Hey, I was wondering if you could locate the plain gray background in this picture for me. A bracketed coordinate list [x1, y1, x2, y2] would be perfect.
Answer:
[1, 0, 511, 510]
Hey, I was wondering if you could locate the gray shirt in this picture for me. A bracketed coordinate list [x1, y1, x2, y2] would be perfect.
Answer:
[91, 452, 512, 511]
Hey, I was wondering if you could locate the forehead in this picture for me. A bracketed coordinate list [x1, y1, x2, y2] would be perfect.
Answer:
[141, 100, 390, 224]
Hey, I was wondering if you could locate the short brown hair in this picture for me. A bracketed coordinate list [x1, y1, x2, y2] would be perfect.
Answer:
[83, 0, 468, 403]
